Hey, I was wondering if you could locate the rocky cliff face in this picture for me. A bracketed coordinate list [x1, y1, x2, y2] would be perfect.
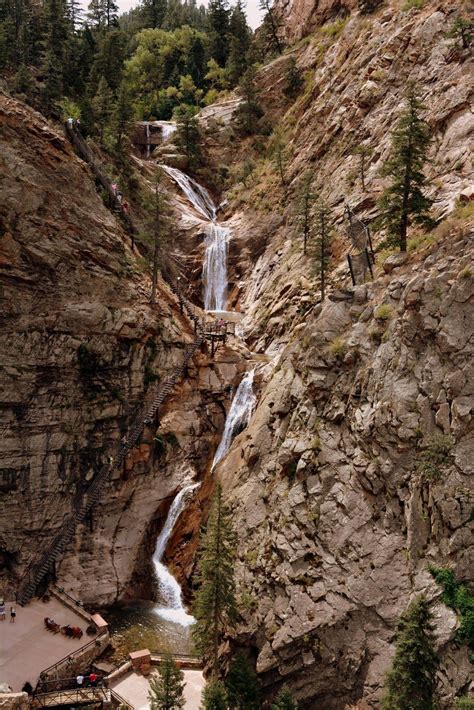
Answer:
[205, 0, 473, 706]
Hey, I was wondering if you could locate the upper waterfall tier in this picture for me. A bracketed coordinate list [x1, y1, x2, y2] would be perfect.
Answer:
[160, 164, 229, 312]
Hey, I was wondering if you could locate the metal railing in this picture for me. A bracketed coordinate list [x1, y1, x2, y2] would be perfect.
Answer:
[32, 687, 109, 708]
[110, 689, 134, 709]
[36, 629, 108, 685]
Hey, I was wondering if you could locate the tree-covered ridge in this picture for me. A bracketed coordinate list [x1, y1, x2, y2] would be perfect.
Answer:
[0, 0, 254, 125]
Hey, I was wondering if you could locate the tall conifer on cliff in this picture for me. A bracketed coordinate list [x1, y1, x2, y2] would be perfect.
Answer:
[192, 483, 237, 671]
[382, 595, 438, 710]
[377, 86, 433, 252]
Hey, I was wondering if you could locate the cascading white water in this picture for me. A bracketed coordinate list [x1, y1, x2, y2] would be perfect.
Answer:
[203, 223, 229, 311]
[145, 123, 151, 160]
[160, 164, 229, 311]
[160, 122, 177, 142]
[161, 164, 215, 220]
[212, 369, 256, 468]
[153, 483, 200, 627]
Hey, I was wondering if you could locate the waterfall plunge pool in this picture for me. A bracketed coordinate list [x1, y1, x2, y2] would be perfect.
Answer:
[105, 484, 199, 663]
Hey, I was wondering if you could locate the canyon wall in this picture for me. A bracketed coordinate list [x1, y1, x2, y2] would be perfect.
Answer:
[207, 0, 473, 707]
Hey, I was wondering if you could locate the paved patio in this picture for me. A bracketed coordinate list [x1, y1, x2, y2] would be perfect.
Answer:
[0, 598, 90, 691]
[111, 669, 205, 709]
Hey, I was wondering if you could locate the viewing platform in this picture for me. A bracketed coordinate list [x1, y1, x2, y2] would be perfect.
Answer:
[0, 588, 109, 694]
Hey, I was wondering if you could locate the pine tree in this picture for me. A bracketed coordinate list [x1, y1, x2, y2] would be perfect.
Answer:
[382, 595, 438, 710]
[294, 171, 314, 256]
[142, 0, 167, 29]
[352, 143, 373, 192]
[201, 676, 228, 710]
[112, 82, 134, 151]
[225, 653, 260, 709]
[174, 104, 202, 168]
[91, 76, 114, 142]
[148, 653, 185, 710]
[234, 66, 263, 136]
[146, 171, 172, 304]
[271, 128, 287, 189]
[377, 86, 433, 252]
[66, 0, 84, 30]
[87, 0, 118, 29]
[13, 63, 33, 97]
[271, 687, 298, 709]
[259, 0, 283, 56]
[314, 200, 332, 302]
[226, 0, 251, 83]
[41, 0, 70, 112]
[283, 57, 302, 99]
[207, 0, 230, 67]
[192, 483, 238, 670]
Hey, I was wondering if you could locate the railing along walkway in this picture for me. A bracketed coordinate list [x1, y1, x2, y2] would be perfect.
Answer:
[17, 285, 204, 606]
[32, 687, 110, 708]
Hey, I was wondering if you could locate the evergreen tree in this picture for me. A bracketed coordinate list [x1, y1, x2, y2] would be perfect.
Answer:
[352, 143, 373, 192]
[283, 56, 302, 99]
[201, 676, 228, 710]
[234, 66, 263, 135]
[295, 171, 314, 255]
[259, 0, 283, 56]
[66, 0, 84, 30]
[91, 76, 114, 142]
[271, 128, 287, 189]
[148, 653, 185, 709]
[447, 15, 472, 49]
[225, 653, 260, 709]
[377, 86, 433, 252]
[174, 104, 202, 168]
[13, 63, 34, 97]
[88, 0, 118, 29]
[314, 200, 332, 302]
[112, 81, 134, 151]
[382, 595, 438, 710]
[227, 0, 251, 83]
[192, 483, 238, 670]
[142, 0, 168, 29]
[271, 687, 298, 710]
[146, 171, 172, 304]
[207, 0, 230, 67]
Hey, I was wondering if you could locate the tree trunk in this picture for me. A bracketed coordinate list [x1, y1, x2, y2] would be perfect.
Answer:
[150, 237, 159, 304]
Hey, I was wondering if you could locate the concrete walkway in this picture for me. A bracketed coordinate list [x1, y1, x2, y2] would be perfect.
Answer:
[111, 669, 205, 709]
[0, 598, 89, 691]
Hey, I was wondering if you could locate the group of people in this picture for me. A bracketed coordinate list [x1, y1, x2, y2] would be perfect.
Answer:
[76, 672, 99, 688]
[111, 182, 130, 215]
[0, 598, 16, 622]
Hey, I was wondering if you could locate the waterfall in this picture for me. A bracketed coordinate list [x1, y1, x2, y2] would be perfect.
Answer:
[212, 369, 256, 468]
[160, 164, 216, 221]
[160, 164, 229, 311]
[145, 123, 151, 159]
[160, 122, 177, 142]
[203, 223, 229, 311]
[153, 483, 199, 627]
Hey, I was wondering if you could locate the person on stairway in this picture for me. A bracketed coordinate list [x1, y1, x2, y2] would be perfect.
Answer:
[10, 606, 16, 623]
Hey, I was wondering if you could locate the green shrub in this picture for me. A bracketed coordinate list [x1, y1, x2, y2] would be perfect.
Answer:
[415, 435, 454, 481]
[402, 0, 424, 9]
[374, 303, 392, 321]
[329, 337, 347, 359]
[456, 698, 474, 709]
[429, 566, 474, 659]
